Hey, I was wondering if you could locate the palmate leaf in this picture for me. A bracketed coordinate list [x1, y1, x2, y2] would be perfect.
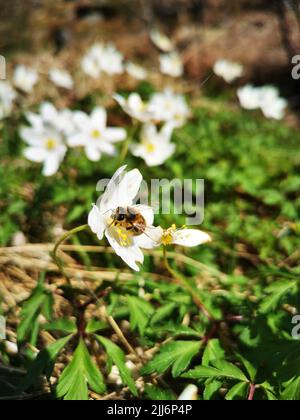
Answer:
[17, 277, 53, 343]
[202, 339, 225, 366]
[43, 319, 77, 334]
[183, 359, 248, 382]
[126, 296, 154, 336]
[281, 377, 300, 400]
[259, 280, 297, 314]
[56, 339, 106, 400]
[141, 341, 202, 378]
[20, 334, 73, 392]
[96, 335, 138, 396]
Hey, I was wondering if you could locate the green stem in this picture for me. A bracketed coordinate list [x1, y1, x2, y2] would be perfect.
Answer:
[163, 247, 214, 321]
[52, 224, 89, 283]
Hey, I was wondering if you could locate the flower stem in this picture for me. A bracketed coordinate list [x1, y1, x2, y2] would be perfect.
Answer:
[163, 247, 214, 321]
[52, 224, 89, 282]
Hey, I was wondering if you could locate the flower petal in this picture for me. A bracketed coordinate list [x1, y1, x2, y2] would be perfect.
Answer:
[42, 154, 61, 176]
[85, 145, 102, 161]
[91, 107, 107, 129]
[88, 204, 105, 240]
[105, 230, 144, 271]
[23, 147, 47, 162]
[105, 127, 126, 143]
[172, 229, 212, 247]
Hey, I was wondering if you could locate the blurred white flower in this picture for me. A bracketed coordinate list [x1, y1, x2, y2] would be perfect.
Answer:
[114, 93, 153, 123]
[237, 84, 262, 110]
[11, 231, 27, 246]
[13, 65, 38, 93]
[178, 384, 198, 400]
[81, 43, 124, 78]
[160, 52, 183, 77]
[237, 84, 287, 120]
[148, 88, 191, 127]
[125, 62, 148, 80]
[259, 86, 287, 120]
[26, 102, 75, 138]
[4, 341, 19, 356]
[0, 81, 17, 119]
[49, 69, 74, 90]
[213, 59, 243, 83]
[21, 125, 67, 176]
[108, 361, 137, 385]
[131, 123, 175, 166]
[156, 224, 212, 247]
[68, 107, 126, 161]
[88, 166, 158, 271]
[150, 29, 175, 52]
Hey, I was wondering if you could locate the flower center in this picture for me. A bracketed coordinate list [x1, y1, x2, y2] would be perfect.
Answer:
[146, 143, 156, 153]
[91, 129, 102, 139]
[45, 138, 58, 150]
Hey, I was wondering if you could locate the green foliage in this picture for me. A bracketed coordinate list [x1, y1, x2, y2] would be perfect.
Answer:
[56, 339, 106, 400]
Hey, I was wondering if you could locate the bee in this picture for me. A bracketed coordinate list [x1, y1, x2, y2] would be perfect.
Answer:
[110, 206, 147, 237]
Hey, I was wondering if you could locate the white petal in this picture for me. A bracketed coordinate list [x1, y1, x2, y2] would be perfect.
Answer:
[178, 384, 198, 400]
[172, 229, 212, 247]
[105, 230, 144, 271]
[88, 204, 105, 240]
[98, 141, 116, 156]
[23, 147, 47, 162]
[85, 145, 102, 161]
[131, 205, 154, 226]
[20, 128, 44, 146]
[72, 111, 89, 128]
[134, 227, 162, 249]
[68, 133, 87, 147]
[91, 107, 107, 128]
[105, 127, 126, 143]
[42, 154, 61, 176]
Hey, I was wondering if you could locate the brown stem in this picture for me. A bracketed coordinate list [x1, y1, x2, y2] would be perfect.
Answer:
[248, 383, 256, 401]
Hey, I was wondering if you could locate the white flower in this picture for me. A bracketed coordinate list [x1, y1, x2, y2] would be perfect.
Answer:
[13, 65, 38, 93]
[259, 86, 287, 120]
[0, 81, 17, 119]
[21, 125, 67, 176]
[49, 69, 74, 90]
[150, 29, 175, 52]
[213, 59, 243, 83]
[156, 225, 212, 247]
[4, 341, 19, 356]
[108, 361, 137, 385]
[114, 93, 153, 123]
[237, 84, 287, 120]
[68, 107, 126, 161]
[125, 62, 148, 80]
[26, 102, 75, 137]
[81, 43, 124, 78]
[148, 88, 191, 127]
[160, 52, 183, 78]
[88, 166, 158, 271]
[178, 384, 198, 400]
[131, 123, 175, 166]
[237, 84, 262, 110]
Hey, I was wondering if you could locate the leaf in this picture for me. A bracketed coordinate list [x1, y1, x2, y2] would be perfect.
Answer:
[44, 319, 77, 334]
[183, 359, 248, 382]
[96, 335, 137, 396]
[203, 378, 222, 400]
[56, 339, 106, 400]
[281, 377, 300, 400]
[127, 296, 154, 336]
[144, 384, 176, 401]
[86, 319, 108, 334]
[150, 303, 177, 325]
[141, 341, 201, 378]
[259, 280, 297, 314]
[17, 279, 53, 343]
[202, 339, 225, 366]
[20, 335, 73, 392]
[225, 382, 249, 400]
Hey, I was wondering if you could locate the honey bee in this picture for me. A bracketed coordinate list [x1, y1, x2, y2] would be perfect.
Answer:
[110, 206, 147, 237]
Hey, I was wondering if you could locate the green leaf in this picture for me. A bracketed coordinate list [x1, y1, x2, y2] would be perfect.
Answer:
[144, 384, 176, 400]
[150, 303, 177, 325]
[127, 296, 154, 336]
[20, 335, 73, 392]
[56, 339, 106, 400]
[236, 354, 257, 382]
[96, 335, 138, 396]
[86, 319, 108, 334]
[141, 341, 201, 377]
[225, 382, 249, 400]
[259, 280, 297, 314]
[281, 377, 300, 400]
[203, 378, 222, 400]
[183, 360, 248, 382]
[202, 339, 225, 366]
[44, 319, 77, 334]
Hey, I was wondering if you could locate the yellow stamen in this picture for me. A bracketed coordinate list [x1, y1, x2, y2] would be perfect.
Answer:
[146, 143, 156, 153]
[91, 129, 101, 139]
[45, 138, 57, 150]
